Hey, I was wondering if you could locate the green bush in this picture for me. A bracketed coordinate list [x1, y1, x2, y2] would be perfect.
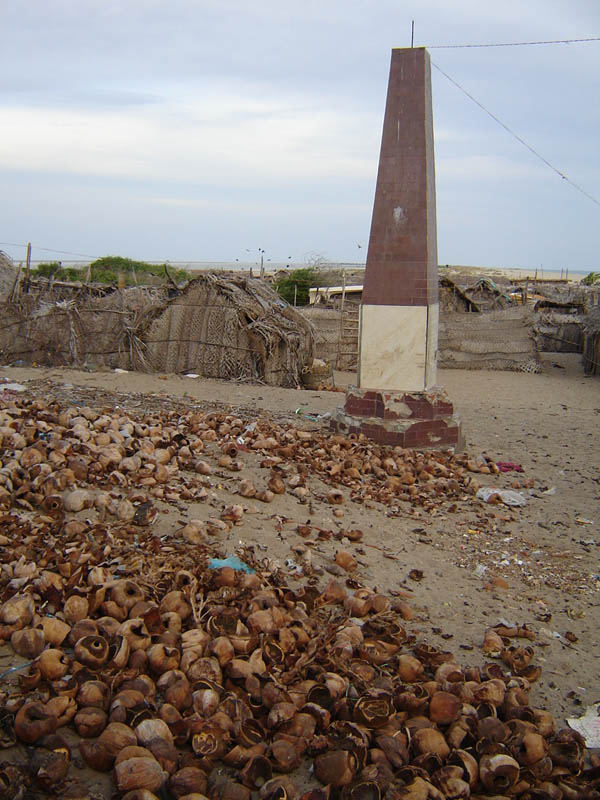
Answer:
[61, 267, 83, 281]
[33, 256, 190, 286]
[274, 267, 320, 306]
[88, 256, 189, 285]
[35, 261, 64, 278]
[582, 271, 600, 286]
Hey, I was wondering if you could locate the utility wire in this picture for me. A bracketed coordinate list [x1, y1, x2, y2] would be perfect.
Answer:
[428, 36, 600, 49]
[0, 241, 99, 259]
[431, 61, 600, 208]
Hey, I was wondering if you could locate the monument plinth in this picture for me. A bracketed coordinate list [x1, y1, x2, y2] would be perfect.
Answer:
[331, 47, 461, 450]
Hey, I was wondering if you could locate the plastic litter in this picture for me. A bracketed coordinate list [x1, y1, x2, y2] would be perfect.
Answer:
[496, 461, 524, 473]
[114, 368, 129, 373]
[474, 564, 487, 577]
[0, 383, 26, 392]
[0, 660, 34, 681]
[236, 422, 257, 445]
[476, 487, 528, 507]
[568, 703, 600, 747]
[208, 555, 255, 573]
[184, 373, 200, 378]
[295, 408, 331, 422]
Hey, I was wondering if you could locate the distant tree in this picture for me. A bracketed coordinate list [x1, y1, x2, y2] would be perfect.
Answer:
[304, 252, 330, 271]
[274, 267, 321, 306]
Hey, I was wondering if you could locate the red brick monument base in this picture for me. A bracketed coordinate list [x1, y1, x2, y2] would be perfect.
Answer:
[330, 386, 462, 450]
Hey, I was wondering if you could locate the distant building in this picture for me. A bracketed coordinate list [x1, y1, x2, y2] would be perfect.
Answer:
[308, 285, 363, 306]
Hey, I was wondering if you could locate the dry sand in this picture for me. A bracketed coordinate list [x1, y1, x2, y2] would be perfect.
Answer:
[0, 353, 599, 795]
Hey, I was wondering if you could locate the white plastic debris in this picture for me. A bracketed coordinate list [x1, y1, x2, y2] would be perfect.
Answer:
[237, 422, 257, 445]
[568, 703, 600, 747]
[0, 383, 26, 392]
[476, 487, 528, 507]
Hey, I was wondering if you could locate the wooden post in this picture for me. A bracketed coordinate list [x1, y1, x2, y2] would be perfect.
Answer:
[293, 284, 297, 306]
[24, 242, 32, 291]
[260, 253, 265, 280]
[337, 269, 347, 365]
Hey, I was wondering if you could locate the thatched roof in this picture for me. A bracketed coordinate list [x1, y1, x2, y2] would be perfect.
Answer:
[583, 307, 600, 335]
[464, 278, 514, 310]
[141, 274, 314, 386]
[439, 276, 480, 312]
[583, 308, 600, 375]
[0, 272, 314, 386]
[0, 251, 19, 302]
[534, 298, 584, 312]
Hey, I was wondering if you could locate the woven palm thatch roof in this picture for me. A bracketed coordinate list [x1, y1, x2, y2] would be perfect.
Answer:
[0, 273, 314, 386]
[0, 251, 18, 301]
[140, 274, 314, 386]
[583, 308, 600, 375]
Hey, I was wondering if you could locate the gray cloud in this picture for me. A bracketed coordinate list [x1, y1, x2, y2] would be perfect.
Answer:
[1, 0, 599, 268]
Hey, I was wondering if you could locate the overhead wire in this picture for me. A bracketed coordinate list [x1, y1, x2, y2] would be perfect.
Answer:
[428, 36, 600, 49]
[0, 241, 99, 259]
[431, 61, 600, 208]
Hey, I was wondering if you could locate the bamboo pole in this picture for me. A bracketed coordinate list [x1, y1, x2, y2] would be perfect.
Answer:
[24, 242, 31, 291]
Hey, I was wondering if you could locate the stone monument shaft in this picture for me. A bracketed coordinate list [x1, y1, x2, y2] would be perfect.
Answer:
[331, 47, 461, 449]
[359, 46, 438, 391]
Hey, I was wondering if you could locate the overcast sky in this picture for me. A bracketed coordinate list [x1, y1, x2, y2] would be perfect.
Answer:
[1, 0, 599, 270]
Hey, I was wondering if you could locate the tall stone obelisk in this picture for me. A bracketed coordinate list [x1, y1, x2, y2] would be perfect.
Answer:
[331, 47, 461, 449]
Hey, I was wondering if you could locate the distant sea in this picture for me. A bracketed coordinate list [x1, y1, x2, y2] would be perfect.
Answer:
[149, 261, 592, 279]
[27, 260, 591, 278]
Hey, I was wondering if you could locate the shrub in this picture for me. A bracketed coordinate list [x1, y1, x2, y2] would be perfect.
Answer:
[582, 271, 600, 286]
[33, 256, 190, 286]
[274, 267, 320, 306]
[88, 256, 189, 285]
[35, 262, 64, 278]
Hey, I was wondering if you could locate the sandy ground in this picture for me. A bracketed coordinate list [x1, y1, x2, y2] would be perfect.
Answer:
[0, 353, 599, 795]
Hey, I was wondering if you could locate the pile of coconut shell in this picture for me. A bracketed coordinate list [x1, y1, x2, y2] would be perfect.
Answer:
[0, 395, 599, 799]
[0, 394, 501, 523]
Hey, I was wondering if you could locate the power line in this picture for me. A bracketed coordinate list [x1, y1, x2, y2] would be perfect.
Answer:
[428, 36, 600, 49]
[0, 241, 99, 259]
[431, 61, 600, 208]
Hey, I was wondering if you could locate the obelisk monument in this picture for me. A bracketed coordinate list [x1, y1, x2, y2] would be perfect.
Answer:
[331, 47, 461, 449]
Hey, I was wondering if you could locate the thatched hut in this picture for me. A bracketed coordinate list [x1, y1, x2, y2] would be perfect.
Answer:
[0, 251, 18, 302]
[583, 308, 600, 376]
[140, 274, 313, 386]
[532, 299, 584, 353]
[439, 276, 480, 313]
[463, 278, 514, 311]
[438, 307, 540, 372]
[0, 273, 314, 386]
